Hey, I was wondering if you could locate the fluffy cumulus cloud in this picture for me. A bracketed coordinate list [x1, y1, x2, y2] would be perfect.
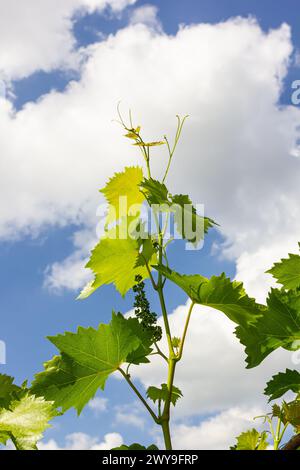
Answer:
[114, 402, 146, 429]
[172, 406, 265, 450]
[129, 4, 162, 31]
[88, 397, 108, 414]
[1, 8, 300, 450]
[0, 0, 137, 80]
[0, 16, 299, 292]
[39, 431, 123, 450]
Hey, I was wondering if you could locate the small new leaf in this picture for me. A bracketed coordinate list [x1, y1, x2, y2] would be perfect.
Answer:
[147, 384, 183, 406]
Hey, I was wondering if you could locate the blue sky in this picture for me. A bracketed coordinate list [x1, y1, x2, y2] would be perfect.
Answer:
[1, 0, 300, 450]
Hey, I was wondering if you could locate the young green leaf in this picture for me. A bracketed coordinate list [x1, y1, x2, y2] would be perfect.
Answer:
[232, 428, 268, 450]
[135, 238, 157, 268]
[140, 178, 169, 206]
[267, 244, 300, 290]
[100, 166, 145, 226]
[265, 369, 300, 401]
[0, 393, 56, 450]
[0, 374, 20, 408]
[79, 217, 154, 299]
[171, 193, 216, 245]
[171, 337, 181, 349]
[236, 288, 300, 368]
[125, 316, 155, 365]
[139, 179, 216, 244]
[282, 400, 300, 429]
[155, 266, 264, 327]
[31, 313, 149, 414]
[147, 384, 183, 406]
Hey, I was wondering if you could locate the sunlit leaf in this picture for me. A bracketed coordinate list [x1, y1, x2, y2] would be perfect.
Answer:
[100, 166, 144, 226]
[155, 266, 263, 327]
[147, 384, 183, 406]
[236, 288, 300, 368]
[31, 313, 151, 414]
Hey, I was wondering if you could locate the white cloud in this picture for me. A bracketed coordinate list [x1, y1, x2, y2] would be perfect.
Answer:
[88, 397, 108, 414]
[129, 5, 162, 31]
[0, 0, 137, 81]
[130, 300, 292, 418]
[44, 228, 96, 292]
[1, 10, 300, 423]
[172, 406, 266, 450]
[0, 18, 298, 292]
[114, 402, 146, 429]
[1, 7, 299, 451]
[39, 431, 123, 450]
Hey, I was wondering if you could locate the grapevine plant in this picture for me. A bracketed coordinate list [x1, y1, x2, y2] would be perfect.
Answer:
[0, 111, 300, 450]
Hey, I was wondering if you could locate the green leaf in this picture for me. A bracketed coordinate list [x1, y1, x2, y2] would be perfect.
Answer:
[232, 429, 268, 450]
[282, 400, 300, 429]
[147, 384, 183, 406]
[171, 193, 216, 245]
[112, 443, 159, 450]
[0, 374, 20, 408]
[139, 180, 216, 244]
[100, 167, 145, 226]
[0, 393, 56, 450]
[125, 317, 154, 365]
[236, 288, 300, 368]
[135, 237, 157, 268]
[124, 127, 140, 139]
[267, 245, 300, 290]
[272, 403, 282, 418]
[31, 313, 145, 414]
[155, 266, 263, 327]
[140, 178, 169, 206]
[79, 217, 154, 298]
[171, 337, 181, 349]
[265, 369, 300, 400]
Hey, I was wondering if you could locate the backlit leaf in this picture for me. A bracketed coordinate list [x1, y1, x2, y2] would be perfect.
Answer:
[31, 313, 150, 414]
[100, 166, 144, 226]
[155, 266, 263, 327]
[79, 217, 153, 298]
[236, 288, 300, 368]
[147, 384, 183, 406]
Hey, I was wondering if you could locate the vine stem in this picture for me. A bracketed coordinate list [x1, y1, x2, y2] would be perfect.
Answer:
[118, 367, 159, 424]
[177, 302, 195, 360]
